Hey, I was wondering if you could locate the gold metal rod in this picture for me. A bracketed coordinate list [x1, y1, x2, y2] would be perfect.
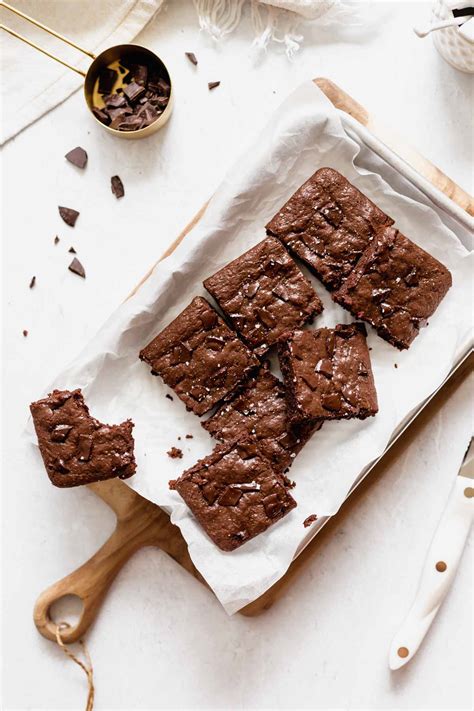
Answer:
[0, 24, 86, 76]
[0, 1, 95, 58]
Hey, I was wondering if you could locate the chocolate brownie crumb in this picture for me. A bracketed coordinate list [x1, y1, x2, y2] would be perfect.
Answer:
[167, 446, 183, 459]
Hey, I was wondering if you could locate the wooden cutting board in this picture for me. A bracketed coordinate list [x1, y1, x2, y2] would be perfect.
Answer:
[34, 78, 474, 644]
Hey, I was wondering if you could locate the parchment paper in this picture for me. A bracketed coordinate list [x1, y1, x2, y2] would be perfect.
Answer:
[35, 82, 473, 614]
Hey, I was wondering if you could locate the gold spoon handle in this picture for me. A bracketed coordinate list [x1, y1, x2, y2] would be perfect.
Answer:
[0, 23, 86, 76]
[0, 1, 95, 58]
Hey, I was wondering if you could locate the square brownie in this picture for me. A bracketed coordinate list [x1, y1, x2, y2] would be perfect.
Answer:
[266, 167, 394, 290]
[139, 296, 259, 416]
[30, 389, 136, 488]
[202, 363, 320, 472]
[278, 323, 378, 423]
[332, 227, 452, 350]
[169, 436, 297, 551]
[203, 236, 323, 356]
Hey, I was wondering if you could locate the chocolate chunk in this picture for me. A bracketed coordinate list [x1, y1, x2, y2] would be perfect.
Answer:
[104, 93, 127, 109]
[315, 358, 333, 378]
[321, 393, 342, 411]
[51, 424, 73, 442]
[217, 486, 243, 506]
[98, 68, 118, 94]
[404, 267, 419, 287]
[54, 236, 60, 245]
[303, 514, 318, 527]
[23, 329, 28, 337]
[68, 257, 86, 278]
[185, 434, 193, 439]
[208, 81, 220, 90]
[371, 287, 391, 303]
[53, 458, 70, 474]
[77, 434, 93, 461]
[200, 309, 218, 330]
[155, 78, 170, 95]
[116, 115, 143, 132]
[111, 175, 125, 199]
[92, 107, 110, 125]
[167, 446, 183, 459]
[29, 276, 36, 289]
[205, 335, 225, 351]
[243, 282, 260, 298]
[68, 246, 76, 254]
[58, 206, 79, 227]
[185, 52, 198, 66]
[262, 492, 284, 518]
[65, 146, 88, 169]
[123, 81, 146, 103]
[131, 64, 148, 86]
[165, 394, 174, 401]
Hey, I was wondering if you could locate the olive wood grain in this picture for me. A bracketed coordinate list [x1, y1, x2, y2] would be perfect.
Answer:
[34, 78, 473, 643]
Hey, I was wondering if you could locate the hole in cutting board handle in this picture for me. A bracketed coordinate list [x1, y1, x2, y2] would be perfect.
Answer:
[49, 594, 85, 631]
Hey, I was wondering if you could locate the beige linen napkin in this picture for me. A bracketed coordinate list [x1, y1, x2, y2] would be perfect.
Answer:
[0, 0, 163, 144]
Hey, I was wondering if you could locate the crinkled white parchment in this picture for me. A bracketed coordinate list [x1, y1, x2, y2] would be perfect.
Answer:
[39, 82, 472, 614]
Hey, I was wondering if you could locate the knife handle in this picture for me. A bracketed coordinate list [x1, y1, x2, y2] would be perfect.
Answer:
[389, 476, 473, 670]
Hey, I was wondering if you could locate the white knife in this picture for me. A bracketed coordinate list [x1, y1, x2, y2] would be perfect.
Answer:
[389, 438, 474, 670]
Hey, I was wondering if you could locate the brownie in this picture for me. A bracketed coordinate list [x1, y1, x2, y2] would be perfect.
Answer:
[139, 296, 259, 416]
[202, 363, 320, 472]
[30, 389, 136, 488]
[266, 167, 394, 290]
[169, 436, 297, 551]
[333, 227, 452, 350]
[203, 237, 323, 356]
[278, 323, 378, 423]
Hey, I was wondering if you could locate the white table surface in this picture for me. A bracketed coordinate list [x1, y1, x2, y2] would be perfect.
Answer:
[2, 2, 473, 709]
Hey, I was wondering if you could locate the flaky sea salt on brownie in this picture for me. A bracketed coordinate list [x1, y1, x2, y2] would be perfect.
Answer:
[278, 324, 378, 424]
[30, 389, 136, 487]
[169, 436, 297, 551]
[332, 227, 452, 350]
[266, 167, 394, 290]
[203, 236, 323, 356]
[203, 363, 320, 472]
[139, 296, 259, 416]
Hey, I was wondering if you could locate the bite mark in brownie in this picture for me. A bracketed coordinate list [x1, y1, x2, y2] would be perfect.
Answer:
[203, 237, 323, 356]
[278, 323, 378, 423]
[266, 167, 394, 290]
[202, 363, 320, 472]
[169, 436, 297, 551]
[30, 389, 136, 488]
[139, 296, 259, 416]
[332, 227, 452, 350]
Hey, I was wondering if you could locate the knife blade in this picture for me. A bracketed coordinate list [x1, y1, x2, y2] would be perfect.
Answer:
[389, 438, 474, 670]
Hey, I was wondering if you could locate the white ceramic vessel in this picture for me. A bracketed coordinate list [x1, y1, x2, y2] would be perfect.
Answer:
[431, 0, 474, 73]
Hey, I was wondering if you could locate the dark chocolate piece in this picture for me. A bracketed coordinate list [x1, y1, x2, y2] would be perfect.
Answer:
[54, 236, 60, 244]
[139, 296, 259, 416]
[68, 246, 76, 254]
[23, 329, 28, 337]
[29, 276, 36, 289]
[185, 434, 193, 439]
[278, 323, 378, 423]
[98, 68, 118, 95]
[204, 236, 323, 356]
[185, 52, 198, 66]
[208, 81, 220, 90]
[333, 227, 452, 350]
[131, 64, 148, 86]
[58, 206, 79, 227]
[65, 146, 88, 169]
[92, 107, 110, 125]
[68, 258, 85, 278]
[165, 394, 173, 401]
[111, 175, 125, 199]
[169, 436, 297, 551]
[30, 389, 136, 488]
[203, 363, 319, 472]
[104, 93, 127, 109]
[167, 446, 183, 459]
[303, 514, 318, 527]
[266, 167, 394, 290]
[123, 81, 146, 103]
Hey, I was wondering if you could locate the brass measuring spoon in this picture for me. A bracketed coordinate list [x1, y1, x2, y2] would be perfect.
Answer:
[0, 1, 173, 138]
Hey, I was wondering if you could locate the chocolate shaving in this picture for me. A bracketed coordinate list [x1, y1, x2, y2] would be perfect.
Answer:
[29, 276, 36, 289]
[111, 175, 125, 199]
[165, 394, 174, 401]
[208, 81, 220, 91]
[185, 52, 198, 66]
[54, 236, 60, 244]
[23, 329, 28, 337]
[58, 206, 79, 227]
[68, 257, 86, 278]
[68, 246, 77, 254]
[65, 146, 88, 169]
[185, 434, 193, 439]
